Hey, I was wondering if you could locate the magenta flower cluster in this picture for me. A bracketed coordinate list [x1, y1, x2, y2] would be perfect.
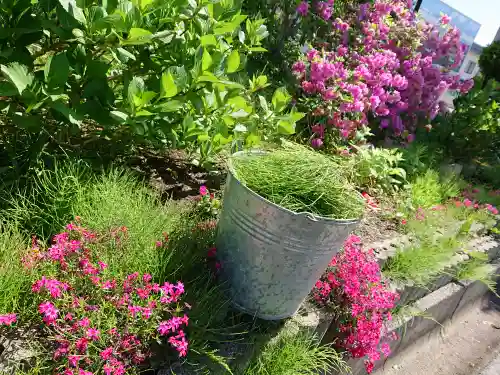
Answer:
[313, 235, 399, 373]
[294, 0, 474, 146]
[19, 221, 189, 375]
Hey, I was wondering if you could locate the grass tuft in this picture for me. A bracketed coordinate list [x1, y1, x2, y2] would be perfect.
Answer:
[410, 170, 460, 209]
[244, 331, 349, 375]
[230, 143, 364, 219]
[0, 222, 33, 315]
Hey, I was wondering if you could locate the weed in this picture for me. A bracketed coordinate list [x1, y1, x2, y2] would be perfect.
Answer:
[383, 236, 460, 286]
[244, 331, 349, 375]
[409, 170, 460, 209]
[455, 252, 499, 294]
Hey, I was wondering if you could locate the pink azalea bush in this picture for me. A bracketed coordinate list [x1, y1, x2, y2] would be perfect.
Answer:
[17, 222, 189, 375]
[293, 0, 474, 146]
[313, 235, 399, 373]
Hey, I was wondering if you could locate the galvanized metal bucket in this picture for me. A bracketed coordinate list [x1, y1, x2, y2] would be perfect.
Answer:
[216, 153, 360, 320]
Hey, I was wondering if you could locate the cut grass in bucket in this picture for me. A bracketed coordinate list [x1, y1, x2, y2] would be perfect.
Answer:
[230, 143, 364, 219]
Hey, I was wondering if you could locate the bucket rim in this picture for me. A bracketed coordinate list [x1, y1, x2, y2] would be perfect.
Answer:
[228, 150, 362, 224]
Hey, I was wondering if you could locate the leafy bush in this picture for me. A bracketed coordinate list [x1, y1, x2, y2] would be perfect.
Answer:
[0, 0, 303, 170]
[479, 41, 500, 84]
[425, 76, 500, 163]
[348, 146, 406, 195]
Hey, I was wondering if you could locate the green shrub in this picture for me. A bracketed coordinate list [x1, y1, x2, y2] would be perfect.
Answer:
[348, 146, 406, 195]
[479, 41, 500, 83]
[0, 0, 303, 171]
[425, 76, 500, 163]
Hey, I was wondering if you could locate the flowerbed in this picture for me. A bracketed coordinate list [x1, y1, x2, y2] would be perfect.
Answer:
[1, 222, 189, 375]
[313, 235, 399, 373]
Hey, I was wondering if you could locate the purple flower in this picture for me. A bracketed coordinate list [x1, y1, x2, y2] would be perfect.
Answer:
[316, 2, 332, 20]
[440, 13, 451, 25]
[296, 1, 309, 17]
[369, 95, 381, 109]
[311, 138, 324, 149]
[292, 61, 306, 73]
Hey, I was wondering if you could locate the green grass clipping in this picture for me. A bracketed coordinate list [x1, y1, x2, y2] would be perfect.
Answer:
[230, 143, 364, 220]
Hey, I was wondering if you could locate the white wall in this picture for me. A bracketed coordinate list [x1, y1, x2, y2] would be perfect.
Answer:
[458, 50, 481, 80]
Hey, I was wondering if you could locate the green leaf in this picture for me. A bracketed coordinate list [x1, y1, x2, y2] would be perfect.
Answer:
[214, 22, 237, 35]
[45, 52, 70, 88]
[202, 49, 213, 71]
[116, 47, 136, 62]
[258, 95, 268, 112]
[110, 110, 129, 123]
[277, 120, 295, 135]
[58, 0, 86, 24]
[272, 87, 291, 113]
[187, 127, 207, 138]
[234, 124, 247, 132]
[161, 72, 178, 98]
[0, 63, 33, 95]
[50, 100, 82, 125]
[248, 47, 267, 52]
[135, 109, 154, 116]
[133, 91, 157, 108]
[155, 100, 183, 112]
[183, 115, 194, 131]
[200, 34, 217, 46]
[197, 73, 219, 83]
[122, 28, 152, 45]
[12, 113, 41, 132]
[198, 133, 210, 142]
[226, 50, 240, 73]
[128, 77, 144, 109]
[0, 81, 18, 96]
[238, 30, 245, 43]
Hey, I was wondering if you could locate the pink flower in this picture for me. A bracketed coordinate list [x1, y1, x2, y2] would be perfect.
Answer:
[100, 347, 114, 360]
[381, 342, 391, 357]
[296, 1, 309, 16]
[464, 199, 473, 208]
[199, 186, 208, 196]
[39, 301, 58, 324]
[207, 247, 217, 257]
[0, 313, 17, 326]
[143, 273, 152, 283]
[86, 328, 100, 341]
[102, 279, 116, 290]
[68, 355, 80, 367]
[440, 13, 451, 25]
[311, 138, 324, 149]
[78, 317, 90, 327]
[155, 241, 162, 248]
[98, 261, 108, 271]
[75, 337, 88, 353]
[292, 61, 306, 73]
